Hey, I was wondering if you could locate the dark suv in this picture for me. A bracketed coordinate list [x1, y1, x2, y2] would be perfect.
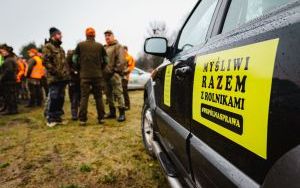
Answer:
[141, 0, 300, 187]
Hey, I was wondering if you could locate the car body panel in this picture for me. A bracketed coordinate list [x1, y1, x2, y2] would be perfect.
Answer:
[143, 0, 300, 187]
[189, 1, 300, 185]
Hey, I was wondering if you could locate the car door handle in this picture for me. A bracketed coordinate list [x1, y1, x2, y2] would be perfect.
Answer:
[175, 66, 192, 80]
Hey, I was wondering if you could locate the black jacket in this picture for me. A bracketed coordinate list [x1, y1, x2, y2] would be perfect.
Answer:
[0, 56, 18, 84]
[66, 50, 80, 83]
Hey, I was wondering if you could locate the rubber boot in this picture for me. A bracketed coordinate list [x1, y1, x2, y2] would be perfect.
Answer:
[104, 106, 116, 119]
[98, 119, 105, 125]
[2, 109, 18, 116]
[0, 105, 6, 112]
[117, 108, 126, 122]
[125, 105, 130, 111]
[26, 101, 35, 108]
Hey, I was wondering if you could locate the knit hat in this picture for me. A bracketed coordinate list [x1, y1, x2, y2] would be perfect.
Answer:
[49, 27, 61, 37]
[86, 27, 96, 37]
[28, 48, 38, 55]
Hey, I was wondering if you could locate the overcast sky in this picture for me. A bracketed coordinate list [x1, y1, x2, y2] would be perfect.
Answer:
[0, 0, 197, 58]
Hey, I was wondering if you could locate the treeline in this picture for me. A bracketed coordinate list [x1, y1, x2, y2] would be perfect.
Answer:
[19, 42, 43, 60]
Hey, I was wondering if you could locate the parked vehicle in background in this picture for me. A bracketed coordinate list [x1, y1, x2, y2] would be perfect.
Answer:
[141, 0, 300, 187]
[128, 68, 151, 90]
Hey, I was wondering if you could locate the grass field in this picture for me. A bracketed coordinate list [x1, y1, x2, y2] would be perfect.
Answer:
[0, 91, 168, 188]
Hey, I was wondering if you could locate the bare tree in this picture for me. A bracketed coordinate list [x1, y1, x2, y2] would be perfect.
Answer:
[137, 14, 189, 72]
[137, 21, 168, 71]
[146, 21, 168, 37]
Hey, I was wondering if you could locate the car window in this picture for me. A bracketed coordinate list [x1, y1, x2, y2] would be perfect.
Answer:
[178, 0, 218, 52]
[222, 0, 296, 33]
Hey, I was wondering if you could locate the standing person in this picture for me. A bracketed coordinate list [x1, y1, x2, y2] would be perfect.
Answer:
[66, 50, 80, 121]
[41, 73, 48, 98]
[123, 46, 135, 110]
[103, 30, 126, 122]
[0, 54, 4, 67]
[0, 44, 18, 115]
[42, 27, 69, 127]
[38, 52, 49, 98]
[19, 58, 29, 101]
[73, 27, 108, 125]
[0, 53, 5, 112]
[16, 57, 26, 102]
[25, 48, 45, 107]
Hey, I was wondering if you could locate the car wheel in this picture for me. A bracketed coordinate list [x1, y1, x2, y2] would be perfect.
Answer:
[141, 100, 155, 157]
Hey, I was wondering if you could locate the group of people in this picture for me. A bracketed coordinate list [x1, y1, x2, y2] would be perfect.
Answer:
[0, 27, 136, 127]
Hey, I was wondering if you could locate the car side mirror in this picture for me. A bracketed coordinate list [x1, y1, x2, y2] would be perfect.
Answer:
[144, 37, 168, 57]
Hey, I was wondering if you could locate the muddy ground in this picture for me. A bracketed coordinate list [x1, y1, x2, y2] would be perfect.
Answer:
[0, 91, 168, 188]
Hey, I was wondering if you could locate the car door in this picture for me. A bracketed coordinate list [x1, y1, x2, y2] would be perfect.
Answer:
[152, 0, 221, 183]
[188, 0, 299, 187]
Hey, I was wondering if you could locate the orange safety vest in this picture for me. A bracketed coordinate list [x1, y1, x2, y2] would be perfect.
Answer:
[16, 59, 25, 83]
[125, 53, 136, 80]
[30, 56, 45, 79]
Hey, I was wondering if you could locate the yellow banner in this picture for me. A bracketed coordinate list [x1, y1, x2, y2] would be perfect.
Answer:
[164, 65, 173, 107]
[192, 39, 279, 159]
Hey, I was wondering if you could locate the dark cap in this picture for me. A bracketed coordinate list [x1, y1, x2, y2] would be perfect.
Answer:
[104, 30, 114, 35]
[49, 27, 61, 37]
[0, 43, 13, 53]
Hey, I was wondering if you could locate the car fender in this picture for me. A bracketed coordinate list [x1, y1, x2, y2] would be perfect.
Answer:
[144, 78, 156, 110]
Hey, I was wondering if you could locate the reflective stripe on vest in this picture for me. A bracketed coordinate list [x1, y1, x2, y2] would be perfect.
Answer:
[30, 56, 45, 79]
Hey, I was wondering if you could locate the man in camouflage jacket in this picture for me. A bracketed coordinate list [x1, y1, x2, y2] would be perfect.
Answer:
[42, 27, 69, 127]
[103, 30, 126, 122]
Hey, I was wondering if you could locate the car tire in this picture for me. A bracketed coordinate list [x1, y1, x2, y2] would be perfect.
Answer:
[141, 99, 155, 157]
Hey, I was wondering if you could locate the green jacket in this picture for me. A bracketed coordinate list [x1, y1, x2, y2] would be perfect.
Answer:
[42, 39, 69, 84]
[0, 55, 4, 67]
[104, 40, 126, 75]
[74, 38, 108, 79]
